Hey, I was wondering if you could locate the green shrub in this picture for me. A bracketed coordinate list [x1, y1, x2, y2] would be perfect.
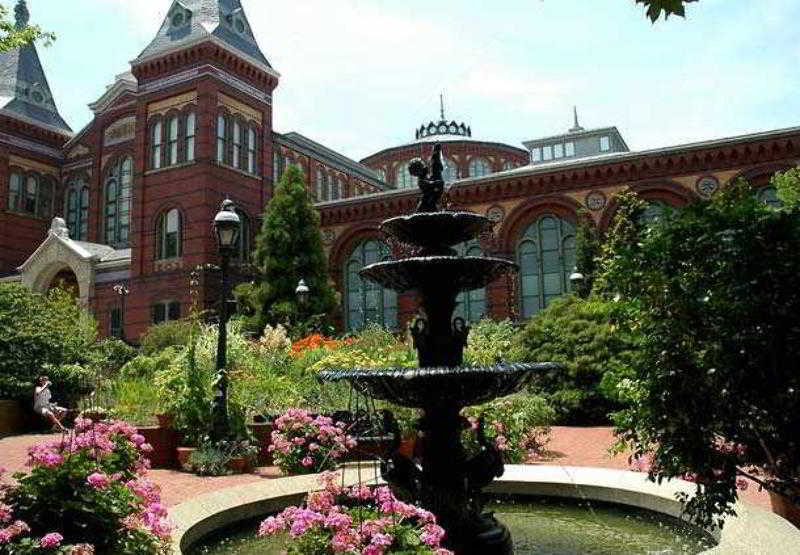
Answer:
[464, 318, 517, 366]
[139, 319, 192, 355]
[87, 338, 138, 376]
[0, 284, 97, 401]
[510, 295, 639, 425]
[187, 444, 232, 476]
[97, 376, 161, 426]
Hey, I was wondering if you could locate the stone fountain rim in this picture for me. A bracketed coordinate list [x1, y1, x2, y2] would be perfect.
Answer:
[318, 362, 563, 382]
[170, 464, 800, 555]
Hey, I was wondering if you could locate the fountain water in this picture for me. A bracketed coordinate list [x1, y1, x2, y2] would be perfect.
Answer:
[320, 144, 562, 554]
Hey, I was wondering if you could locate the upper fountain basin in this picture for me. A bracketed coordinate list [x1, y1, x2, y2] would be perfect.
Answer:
[318, 363, 561, 409]
[361, 256, 516, 293]
[381, 212, 493, 249]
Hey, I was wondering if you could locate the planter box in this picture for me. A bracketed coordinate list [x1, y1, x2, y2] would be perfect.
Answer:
[247, 422, 273, 466]
[0, 400, 24, 436]
[176, 446, 197, 470]
[770, 490, 800, 530]
[137, 426, 179, 469]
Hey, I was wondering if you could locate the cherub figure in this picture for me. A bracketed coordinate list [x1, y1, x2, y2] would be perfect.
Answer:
[408, 143, 445, 212]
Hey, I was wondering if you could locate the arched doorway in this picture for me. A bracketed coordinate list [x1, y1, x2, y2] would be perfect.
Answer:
[48, 268, 79, 298]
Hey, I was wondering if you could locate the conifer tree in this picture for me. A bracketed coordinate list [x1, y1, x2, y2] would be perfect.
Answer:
[240, 165, 338, 334]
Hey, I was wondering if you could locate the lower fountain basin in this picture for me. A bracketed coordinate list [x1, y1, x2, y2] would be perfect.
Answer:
[360, 256, 517, 293]
[318, 363, 560, 409]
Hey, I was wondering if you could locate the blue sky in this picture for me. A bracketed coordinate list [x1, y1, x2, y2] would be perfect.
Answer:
[14, 0, 800, 160]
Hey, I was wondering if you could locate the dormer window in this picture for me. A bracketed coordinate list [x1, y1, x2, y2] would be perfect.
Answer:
[235, 19, 245, 33]
[31, 90, 44, 103]
[171, 12, 184, 27]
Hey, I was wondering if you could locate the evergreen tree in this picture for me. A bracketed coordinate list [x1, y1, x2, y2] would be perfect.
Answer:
[239, 165, 338, 334]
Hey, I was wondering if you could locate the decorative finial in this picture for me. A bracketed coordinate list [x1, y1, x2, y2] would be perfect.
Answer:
[439, 93, 445, 121]
[14, 0, 30, 29]
[569, 106, 584, 133]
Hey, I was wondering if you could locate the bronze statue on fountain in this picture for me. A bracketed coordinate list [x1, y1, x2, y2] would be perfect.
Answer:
[319, 143, 561, 554]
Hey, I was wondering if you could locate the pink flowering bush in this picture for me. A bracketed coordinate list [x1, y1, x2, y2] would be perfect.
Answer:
[268, 409, 356, 475]
[0, 418, 171, 554]
[258, 472, 453, 554]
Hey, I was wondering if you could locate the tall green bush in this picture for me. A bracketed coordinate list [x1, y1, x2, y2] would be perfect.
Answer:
[510, 295, 639, 425]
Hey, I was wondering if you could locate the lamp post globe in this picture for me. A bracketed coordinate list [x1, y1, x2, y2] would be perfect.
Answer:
[214, 199, 241, 252]
[295, 279, 310, 306]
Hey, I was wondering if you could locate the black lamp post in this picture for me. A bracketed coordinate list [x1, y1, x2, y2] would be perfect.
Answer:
[211, 199, 241, 441]
[569, 266, 585, 297]
[112, 284, 129, 342]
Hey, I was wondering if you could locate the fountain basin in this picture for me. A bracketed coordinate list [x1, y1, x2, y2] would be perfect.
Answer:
[381, 211, 493, 249]
[319, 363, 560, 409]
[360, 256, 516, 293]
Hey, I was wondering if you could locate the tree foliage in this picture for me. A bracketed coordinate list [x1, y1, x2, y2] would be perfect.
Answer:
[573, 211, 600, 297]
[0, 4, 54, 52]
[605, 177, 800, 526]
[237, 165, 338, 335]
[635, 0, 698, 22]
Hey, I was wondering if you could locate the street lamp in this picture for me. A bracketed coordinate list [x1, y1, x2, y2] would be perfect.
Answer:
[569, 266, 585, 296]
[295, 279, 310, 306]
[112, 284, 129, 342]
[211, 199, 241, 441]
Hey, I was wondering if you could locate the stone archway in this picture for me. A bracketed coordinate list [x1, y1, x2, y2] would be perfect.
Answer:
[47, 268, 80, 298]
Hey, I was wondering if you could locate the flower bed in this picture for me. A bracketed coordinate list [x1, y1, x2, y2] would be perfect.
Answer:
[268, 409, 356, 475]
[0, 418, 171, 554]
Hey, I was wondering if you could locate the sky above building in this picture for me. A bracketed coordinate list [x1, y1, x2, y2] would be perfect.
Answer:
[14, 0, 800, 160]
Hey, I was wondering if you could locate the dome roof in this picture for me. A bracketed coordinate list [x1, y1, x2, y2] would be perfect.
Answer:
[415, 118, 471, 141]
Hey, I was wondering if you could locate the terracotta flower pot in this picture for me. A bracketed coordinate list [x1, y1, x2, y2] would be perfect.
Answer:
[770, 490, 800, 529]
[156, 413, 175, 429]
[227, 456, 251, 474]
[176, 447, 196, 470]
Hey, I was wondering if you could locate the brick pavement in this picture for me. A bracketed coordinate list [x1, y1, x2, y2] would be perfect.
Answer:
[0, 427, 770, 509]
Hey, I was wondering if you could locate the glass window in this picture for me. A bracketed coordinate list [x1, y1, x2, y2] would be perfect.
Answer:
[105, 157, 133, 247]
[518, 215, 576, 318]
[151, 121, 162, 169]
[157, 208, 181, 259]
[758, 187, 782, 208]
[553, 144, 564, 159]
[37, 178, 52, 219]
[639, 201, 667, 225]
[8, 173, 21, 211]
[79, 187, 89, 240]
[274, 150, 285, 184]
[152, 301, 181, 324]
[503, 160, 514, 171]
[376, 168, 387, 183]
[167, 117, 178, 165]
[216, 114, 227, 163]
[396, 161, 416, 189]
[531, 148, 541, 163]
[443, 158, 458, 182]
[565, 142, 575, 157]
[454, 240, 487, 323]
[600, 136, 610, 152]
[65, 177, 89, 240]
[185, 112, 196, 162]
[332, 177, 341, 200]
[345, 240, 397, 331]
[542, 146, 552, 161]
[232, 211, 250, 261]
[233, 120, 242, 169]
[468, 157, 491, 177]
[110, 308, 122, 339]
[24, 175, 37, 214]
[247, 127, 257, 174]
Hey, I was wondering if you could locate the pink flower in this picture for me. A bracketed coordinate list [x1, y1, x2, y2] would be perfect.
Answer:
[67, 543, 95, 554]
[131, 434, 146, 446]
[87, 472, 110, 490]
[736, 477, 749, 491]
[301, 456, 314, 467]
[40, 532, 64, 548]
[139, 443, 154, 453]
[0, 503, 13, 523]
[0, 529, 12, 544]
[258, 515, 286, 536]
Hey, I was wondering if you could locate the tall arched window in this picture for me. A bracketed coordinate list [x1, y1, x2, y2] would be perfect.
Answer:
[167, 116, 179, 165]
[518, 215, 576, 318]
[345, 240, 397, 331]
[216, 114, 228, 163]
[638, 201, 668, 225]
[758, 187, 782, 208]
[247, 126, 257, 174]
[156, 208, 181, 259]
[105, 157, 133, 248]
[503, 160, 515, 171]
[443, 158, 458, 182]
[376, 168, 387, 183]
[468, 157, 491, 177]
[150, 121, 162, 169]
[65, 175, 89, 241]
[315, 169, 325, 201]
[8, 172, 52, 217]
[24, 175, 37, 213]
[185, 112, 196, 162]
[232, 119, 242, 169]
[396, 161, 416, 189]
[321, 172, 330, 201]
[37, 177, 52, 218]
[454, 240, 487, 323]
[274, 150, 285, 184]
[233, 210, 251, 261]
[331, 177, 341, 200]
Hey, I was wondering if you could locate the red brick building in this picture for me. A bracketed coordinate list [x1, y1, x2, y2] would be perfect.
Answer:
[1, 0, 798, 340]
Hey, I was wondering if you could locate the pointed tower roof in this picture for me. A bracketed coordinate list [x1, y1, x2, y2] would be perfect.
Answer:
[135, 0, 272, 71]
[0, 1, 72, 135]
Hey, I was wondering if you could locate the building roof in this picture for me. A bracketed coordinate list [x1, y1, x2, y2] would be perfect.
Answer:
[0, 2, 71, 135]
[277, 131, 388, 190]
[135, 0, 272, 71]
[523, 126, 629, 151]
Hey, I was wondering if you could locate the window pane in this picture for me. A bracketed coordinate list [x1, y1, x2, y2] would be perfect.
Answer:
[565, 142, 575, 157]
[531, 148, 541, 162]
[600, 136, 610, 151]
[9, 173, 20, 211]
[186, 113, 196, 162]
[554, 144, 564, 158]
[153, 304, 166, 324]
[233, 121, 241, 168]
[542, 146, 552, 161]
[168, 301, 181, 321]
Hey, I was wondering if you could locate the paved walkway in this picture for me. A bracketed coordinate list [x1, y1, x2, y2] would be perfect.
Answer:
[0, 427, 771, 509]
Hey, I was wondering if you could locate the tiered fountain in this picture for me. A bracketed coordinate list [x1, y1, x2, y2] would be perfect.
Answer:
[320, 144, 561, 554]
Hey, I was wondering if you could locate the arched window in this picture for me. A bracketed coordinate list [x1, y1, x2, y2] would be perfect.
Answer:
[454, 240, 487, 323]
[503, 160, 515, 171]
[216, 114, 228, 163]
[156, 208, 181, 259]
[105, 157, 133, 248]
[396, 161, 416, 189]
[24, 175, 37, 213]
[758, 187, 782, 208]
[247, 126, 257, 174]
[376, 168, 387, 183]
[185, 112, 196, 162]
[331, 177, 341, 200]
[321, 173, 330, 201]
[274, 150, 285, 184]
[468, 157, 491, 177]
[8, 173, 21, 211]
[443, 158, 458, 182]
[65, 175, 89, 240]
[638, 201, 668, 225]
[232, 119, 242, 169]
[232, 210, 251, 261]
[167, 116, 179, 165]
[345, 240, 397, 331]
[518, 215, 576, 318]
[12, 173, 52, 218]
[37, 176, 52, 218]
[150, 121, 162, 169]
[315, 169, 325, 201]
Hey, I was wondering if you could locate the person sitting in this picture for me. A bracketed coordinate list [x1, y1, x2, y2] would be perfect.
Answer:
[33, 376, 67, 432]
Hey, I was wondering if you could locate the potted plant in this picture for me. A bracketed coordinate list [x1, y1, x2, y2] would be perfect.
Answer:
[221, 438, 259, 473]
